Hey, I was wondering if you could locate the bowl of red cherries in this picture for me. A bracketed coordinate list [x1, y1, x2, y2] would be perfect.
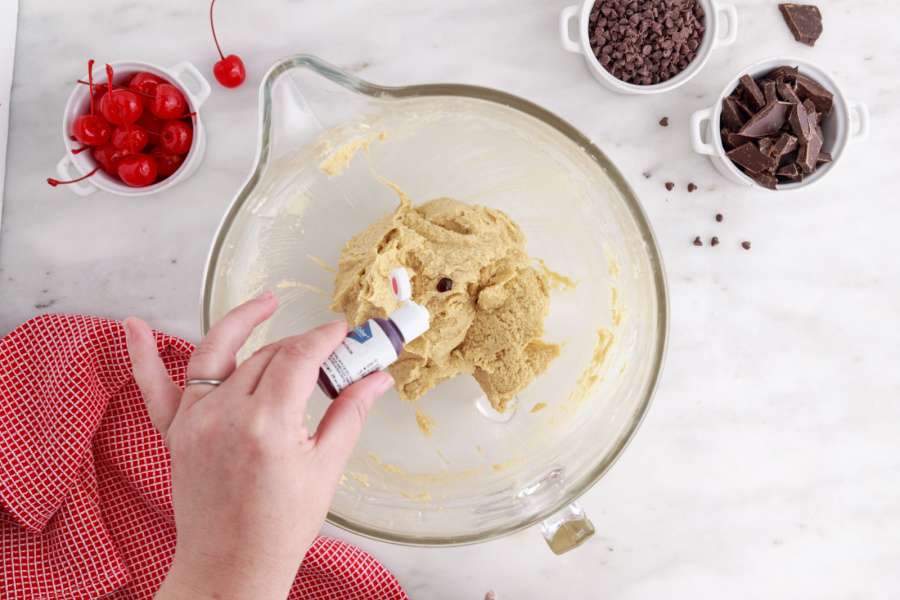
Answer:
[53, 59, 211, 196]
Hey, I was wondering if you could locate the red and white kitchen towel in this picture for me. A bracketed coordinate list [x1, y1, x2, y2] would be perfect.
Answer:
[0, 314, 408, 600]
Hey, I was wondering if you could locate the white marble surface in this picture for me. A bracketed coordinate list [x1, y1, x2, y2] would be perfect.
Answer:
[3, 0, 900, 597]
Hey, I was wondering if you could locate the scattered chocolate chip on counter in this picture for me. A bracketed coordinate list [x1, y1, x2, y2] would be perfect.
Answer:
[665, 181, 675, 191]
[436, 277, 453, 292]
[659, 116, 669, 127]
[741, 241, 752, 250]
[778, 3, 823, 47]
[687, 182, 698, 192]
[588, 0, 705, 85]
[692, 236, 703, 247]
[715, 213, 723, 222]
[642, 171, 652, 179]
[710, 236, 720, 246]
[720, 66, 833, 189]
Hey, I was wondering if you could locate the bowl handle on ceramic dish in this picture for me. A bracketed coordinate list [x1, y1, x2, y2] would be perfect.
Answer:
[55, 155, 98, 197]
[848, 101, 869, 142]
[690, 107, 717, 156]
[559, 5, 582, 54]
[713, 4, 739, 49]
[169, 61, 212, 108]
[540, 501, 595, 554]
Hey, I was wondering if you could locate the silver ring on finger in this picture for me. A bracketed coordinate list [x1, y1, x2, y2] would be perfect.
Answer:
[185, 379, 224, 388]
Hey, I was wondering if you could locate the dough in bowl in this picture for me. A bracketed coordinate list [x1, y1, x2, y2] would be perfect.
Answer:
[331, 190, 560, 411]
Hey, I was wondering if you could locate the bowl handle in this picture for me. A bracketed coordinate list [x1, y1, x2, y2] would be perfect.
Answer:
[848, 101, 869, 142]
[559, 5, 582, 54]
[540, 501, 595, 554]
[712, 4, 739, 49]
[56, 155, 98, 196]
[690, 107, 717, 156]
[169, 61, 212, 108]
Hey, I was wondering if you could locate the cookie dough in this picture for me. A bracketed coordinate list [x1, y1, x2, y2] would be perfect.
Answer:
[331, 192, 560, 411]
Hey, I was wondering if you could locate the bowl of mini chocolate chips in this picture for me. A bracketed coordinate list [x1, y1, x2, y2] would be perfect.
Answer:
[690, 57, 870, 191]
[560, 0, 738, 94]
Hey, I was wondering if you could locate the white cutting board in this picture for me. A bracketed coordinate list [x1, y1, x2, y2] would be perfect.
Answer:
[0, 0, 18, 232]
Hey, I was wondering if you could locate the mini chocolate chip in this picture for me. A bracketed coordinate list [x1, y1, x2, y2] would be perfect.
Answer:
[659, 116, 669, 127]
[715, 213, 723, 222]
[692, 236, 703, 247]
[687, 182, 698, 192]
[711, 236, 720, 246]
[665, 181, 675, 191]
[642, 171, 652, 179]
[741, 241, 752, 250]
[436, 277, 453, 292]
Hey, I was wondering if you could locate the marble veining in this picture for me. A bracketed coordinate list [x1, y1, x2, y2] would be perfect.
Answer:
[1, 1, 899, 598]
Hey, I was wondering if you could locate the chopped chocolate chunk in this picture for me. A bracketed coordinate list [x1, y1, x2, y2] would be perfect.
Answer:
[751, 172, 778, 189]
[797, 129, 823, 173]
[763, 80, 778, 104]
[776, 163, 801, 181]
[665, 181, 675, 191]
[687, 182, 698, 192]
[741, 241, 752, 250]
[758, 137, 774, 156]
[722, 130, 754, 149]
[739, 101, 791, 138]
[715, 213, 723, 223]
[778, 4, 823, 47]
[817, 151, 832, 164]
[788, 101, 812, 141]
[795, 74, 833, 115]
[659, 117, 669, 127]
[776, 80, 801, 104]
[779, 150, 799, 168]
[722, 97, 748, 131]
[726, 142, 777, 174]
[739, 74, 766, 111]
[769, 133, 799, 159]
[710, 236, 720, 246]
[436, 277, 453, 292]
[692, 236, 703, 247]
[768, 65, 800, 82]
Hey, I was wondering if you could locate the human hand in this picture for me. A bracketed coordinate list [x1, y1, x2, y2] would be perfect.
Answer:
[124, 292, 393, 600]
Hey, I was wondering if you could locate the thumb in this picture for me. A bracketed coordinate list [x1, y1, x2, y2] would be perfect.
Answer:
[314, 371, 394, 468]
[124, 317, 182, 438]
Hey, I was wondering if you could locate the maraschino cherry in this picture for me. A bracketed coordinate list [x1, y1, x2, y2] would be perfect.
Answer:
[99, 64, 143, 125]
[159, 120, 193, 154]
[150, 147, 185, 177]
[117, 154, 158, 187]
[111, 123, 150, 154]
[71, 60, 111, 146]
[210, 0, 246, 88]
[129, 72, 163, 97]
[151, 84, 187, 119]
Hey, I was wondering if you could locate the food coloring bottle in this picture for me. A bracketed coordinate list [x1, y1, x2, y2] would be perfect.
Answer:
[318, 268, 429, 398]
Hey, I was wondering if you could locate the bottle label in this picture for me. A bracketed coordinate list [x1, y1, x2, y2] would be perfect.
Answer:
[321, 320, 399, 393]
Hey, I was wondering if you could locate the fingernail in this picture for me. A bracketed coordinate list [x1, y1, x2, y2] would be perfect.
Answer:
[376, 372, 394, 395]
[123, 318, 135, 342]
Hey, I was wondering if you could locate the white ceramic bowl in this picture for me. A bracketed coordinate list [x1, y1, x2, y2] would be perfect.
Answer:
[559, 0, 738, 95]
[57, 60, 211, 196]
[689, 57, 870, 191]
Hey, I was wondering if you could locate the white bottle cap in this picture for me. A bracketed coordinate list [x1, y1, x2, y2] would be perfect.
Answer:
[389, 300, 430, 343]
[390, 268, 413, 301]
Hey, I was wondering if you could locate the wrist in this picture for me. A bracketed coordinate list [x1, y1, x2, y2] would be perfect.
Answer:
[157, 547, 299, 600]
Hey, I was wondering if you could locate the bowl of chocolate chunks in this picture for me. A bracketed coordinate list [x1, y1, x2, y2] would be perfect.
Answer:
[690, 57, 869, 191]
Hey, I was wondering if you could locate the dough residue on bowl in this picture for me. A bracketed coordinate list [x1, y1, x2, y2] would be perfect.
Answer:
[331, 188, 561, 412]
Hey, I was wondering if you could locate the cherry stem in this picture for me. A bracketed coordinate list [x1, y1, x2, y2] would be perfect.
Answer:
[87, 59, 96, 115]
[71, 145, 89, 155]
[106, 64, 115, 96]
[47, 166, 100, 187]
[78, 79, 156, 100]
[210, 0, 226, 60]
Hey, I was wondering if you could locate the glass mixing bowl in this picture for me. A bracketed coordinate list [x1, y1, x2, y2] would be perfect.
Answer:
[202, 55, 667, 553]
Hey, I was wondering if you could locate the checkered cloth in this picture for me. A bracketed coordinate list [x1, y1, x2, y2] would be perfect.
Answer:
[0, 315, 407, 600]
